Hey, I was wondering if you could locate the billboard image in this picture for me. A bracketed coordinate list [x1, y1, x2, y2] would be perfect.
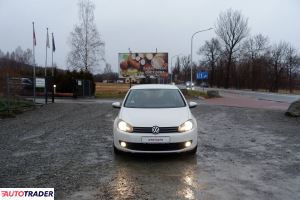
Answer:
[119, 52, 168, 78]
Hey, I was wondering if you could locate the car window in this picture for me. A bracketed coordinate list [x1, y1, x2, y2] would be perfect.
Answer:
[124, 89, 186, 108]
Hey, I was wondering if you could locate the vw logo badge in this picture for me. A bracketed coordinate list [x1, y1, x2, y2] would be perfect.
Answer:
[152, 126, 159, 134]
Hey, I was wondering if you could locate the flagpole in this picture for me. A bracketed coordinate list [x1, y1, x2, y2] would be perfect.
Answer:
[32, 22, 36, 104]
[51, 32, 54, 103]
[51, 33, 54, 76]
[45, 27, 49, 104]
[45, 28, 48, 77]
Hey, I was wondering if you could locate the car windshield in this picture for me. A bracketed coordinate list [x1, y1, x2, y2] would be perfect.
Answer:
[124, 89, 186, 108]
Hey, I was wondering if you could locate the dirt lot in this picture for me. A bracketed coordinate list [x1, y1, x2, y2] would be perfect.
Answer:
[0, 101, 299, 200]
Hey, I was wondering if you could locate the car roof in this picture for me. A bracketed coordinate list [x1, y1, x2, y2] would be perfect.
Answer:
[130, 84, 179, 90]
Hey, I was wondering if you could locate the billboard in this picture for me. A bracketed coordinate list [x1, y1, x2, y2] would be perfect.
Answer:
[119, 52, 168, 78]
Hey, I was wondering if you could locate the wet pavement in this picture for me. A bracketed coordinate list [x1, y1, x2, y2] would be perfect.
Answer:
[196, 87, 300, 103]
[222, 90, 299, 103]
[204, 92, 290, 110]
[0, 102, 299, 199]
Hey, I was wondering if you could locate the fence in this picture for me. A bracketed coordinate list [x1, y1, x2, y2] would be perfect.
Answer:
[74, 79, 93, 98]
[0, 74, 34, 116]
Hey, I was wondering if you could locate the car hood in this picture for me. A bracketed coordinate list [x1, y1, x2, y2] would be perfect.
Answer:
[119, 107, 191, 127]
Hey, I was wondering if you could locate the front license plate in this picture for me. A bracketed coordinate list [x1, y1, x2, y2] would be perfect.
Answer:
[141, 137, 170, 143]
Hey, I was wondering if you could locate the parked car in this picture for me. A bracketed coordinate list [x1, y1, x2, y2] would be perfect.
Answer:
[185, 81, 195, 90]
[200, 82, 209, 88]
[112, 84, 198, 154]
[21, 78, 33, 90]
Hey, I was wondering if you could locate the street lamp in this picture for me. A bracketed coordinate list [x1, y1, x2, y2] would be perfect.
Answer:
[190, 28, 213, 83]
[170, 54, 184, 83]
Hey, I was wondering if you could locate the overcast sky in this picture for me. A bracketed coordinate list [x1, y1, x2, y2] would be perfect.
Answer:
[0, 0, 299, 73]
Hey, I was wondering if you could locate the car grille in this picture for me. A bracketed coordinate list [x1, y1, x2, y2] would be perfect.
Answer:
[125, 142, 186, 151]
[133, 127, 178, 133]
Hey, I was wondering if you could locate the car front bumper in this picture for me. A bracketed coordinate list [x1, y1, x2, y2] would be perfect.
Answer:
[113, 127, 198, 153]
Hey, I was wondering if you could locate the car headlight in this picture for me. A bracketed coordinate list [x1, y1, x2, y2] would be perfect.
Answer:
[178, 120, 193, 132]
[117, 120, 133, 133]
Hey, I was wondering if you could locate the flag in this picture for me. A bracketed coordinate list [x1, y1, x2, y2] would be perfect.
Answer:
[52, 33, 56, 52]
[46, 28, 50, 48]
[32, 22, 36, 46]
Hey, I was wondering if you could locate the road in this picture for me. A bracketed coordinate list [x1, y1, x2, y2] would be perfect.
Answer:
[32, 85, 300, 107]
[178, 85, 298, 110]
[0, 101, 299, 200]
[196, 86, 300, 103]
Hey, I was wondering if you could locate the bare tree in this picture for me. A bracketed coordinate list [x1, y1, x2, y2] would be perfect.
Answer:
[14, 46, 24, 62]
[172, 57, 181, 82]
[23, 49, 34, 65]
[181, 56, 191, 82]
[101, 63, 116, 81]
[10, 52, 16, 61]
[4, 52, 9, 59]
[285, 44, 300, 93]
[242, 34, 270, 90]
[198, 38, 222, 86]
[215, 8, 249, 88]
[268, 42, 289, 92]
[104, 63, 112, 74]
[0, 49, 4, 58]
[67, 0, 105, 72]
[14, 46, 34, 65]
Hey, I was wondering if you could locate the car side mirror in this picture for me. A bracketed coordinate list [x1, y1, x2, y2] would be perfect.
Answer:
[112, 102, 121, 109]
[189, 101, 197, 108]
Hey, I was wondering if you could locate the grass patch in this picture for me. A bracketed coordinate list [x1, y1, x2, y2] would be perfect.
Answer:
[95, 83, 213, 99]
[95, 82, 129, 99]
[0, 98, 34, 118]
[95, 91, 127, 99]
[180, 89, 208, 99]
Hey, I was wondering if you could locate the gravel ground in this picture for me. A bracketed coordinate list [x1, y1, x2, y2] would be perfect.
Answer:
[0, 101, 299, 200]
